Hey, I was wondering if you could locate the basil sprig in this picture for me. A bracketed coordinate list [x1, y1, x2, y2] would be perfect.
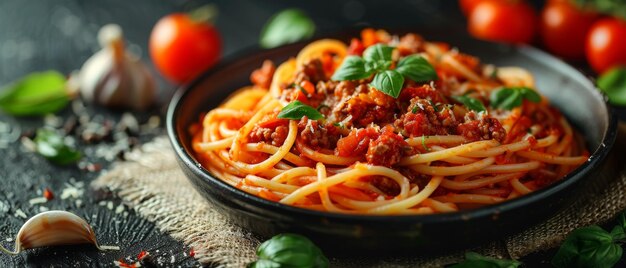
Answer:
[489, 87, 541, 110]
[0, 71, 70, 116]
[34, 128, 82, 165]
[552, 213, 626, 268]
[331, 44, 438, 98]
[451, 252, 521, 268]
[452, 95, 487, 112]
[259, 9, 315, 49]
[248, 233, 329, 268]
[277, 101, 324, 120]
[597, 67, 626, 106]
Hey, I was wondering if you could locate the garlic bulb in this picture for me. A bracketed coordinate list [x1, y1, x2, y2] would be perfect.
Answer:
[0, 210, 119, 254]
[78, 24, 156, 110]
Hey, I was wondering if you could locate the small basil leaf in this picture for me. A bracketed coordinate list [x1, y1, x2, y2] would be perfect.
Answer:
[277, 101, 324, 120]
[369, 70, 405, 98]
[618, 212, 626, 231]
[331, 56, 371, 81]
[552, 225, 622, 268]
[363, 44, 393, 63]
[597, 67, 626, 106]
[610, 225, 626, 241]
[610, 212, 626, 240]
[489, 87, 541, 110]
[259, 9, 315, 49]
[34, 128, 82, 165]
[249, 233, 329, 268]
[490, 88, 522, 110]
[519, 87, 542, 103]
[0, 71, 69, 116]
[452, 95, 486, 112]
[421, 135, 430, 152]
[395, 55, 438, 82]
[365, 60, 392, 73]
[247, 259, 281, 268]
[451, 252, 521, 268]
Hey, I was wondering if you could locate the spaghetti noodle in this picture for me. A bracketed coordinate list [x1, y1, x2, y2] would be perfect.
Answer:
[191, 29, 588, 215]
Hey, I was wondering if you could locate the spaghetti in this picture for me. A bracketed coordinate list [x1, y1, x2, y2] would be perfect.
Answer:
[191, 29, 588, 215]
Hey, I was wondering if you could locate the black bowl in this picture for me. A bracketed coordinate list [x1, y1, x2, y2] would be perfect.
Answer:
[166, 30, 617, 254]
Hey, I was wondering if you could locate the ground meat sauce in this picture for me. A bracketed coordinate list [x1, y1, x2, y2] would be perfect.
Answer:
[294, 59, 326, 84]
[250, 60, 275, 89]
[245, 33, 509, 196]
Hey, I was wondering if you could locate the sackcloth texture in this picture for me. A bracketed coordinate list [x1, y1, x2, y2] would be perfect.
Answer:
[91, 123, 626, 268]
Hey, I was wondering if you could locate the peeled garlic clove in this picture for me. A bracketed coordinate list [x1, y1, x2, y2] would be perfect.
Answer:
[78, 24, 156, 110]
[0, 210, 118, 255]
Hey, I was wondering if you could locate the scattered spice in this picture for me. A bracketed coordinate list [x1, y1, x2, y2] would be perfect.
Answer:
[137, 250, 149, 260]
[60, 179, 85, 200]
[43, 188, 54, 200]
[139, 253, 157, 268]
[28, 197, 48, 206]
[114, 259, 136, 268]
[14, 209, 27, 219]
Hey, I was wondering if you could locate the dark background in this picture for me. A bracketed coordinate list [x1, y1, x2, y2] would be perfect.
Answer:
[0, 0, 601, 267]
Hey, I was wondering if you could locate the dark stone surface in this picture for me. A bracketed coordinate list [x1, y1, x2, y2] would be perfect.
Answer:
[0, 0, 621, 267]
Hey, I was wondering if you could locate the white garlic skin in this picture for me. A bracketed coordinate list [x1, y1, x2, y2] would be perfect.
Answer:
[0, 210, 117, 254]
[79, 24, 156, 110]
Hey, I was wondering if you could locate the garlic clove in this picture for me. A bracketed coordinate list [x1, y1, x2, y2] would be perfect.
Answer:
[78, 24, 156, 111]
[0, 210, 119, 255]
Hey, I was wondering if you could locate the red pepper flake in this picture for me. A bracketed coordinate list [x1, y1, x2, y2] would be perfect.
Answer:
[87, 163, 102, 172]
[43, 188, 54, 200]
[115, 259, 137, 268]
[189, 248, 195, 258]
[137, 250, 149, 260]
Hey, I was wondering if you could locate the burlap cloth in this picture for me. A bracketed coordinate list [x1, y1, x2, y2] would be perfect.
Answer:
[91, 123, 626, 268]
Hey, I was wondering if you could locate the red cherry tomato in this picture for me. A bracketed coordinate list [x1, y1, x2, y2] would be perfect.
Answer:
[150, 13, 222, 84]
[586, 18, 626, 74]
[540, 1, 598, 59]
[468, 0, 537, 44]
[459, 0, 485, 16]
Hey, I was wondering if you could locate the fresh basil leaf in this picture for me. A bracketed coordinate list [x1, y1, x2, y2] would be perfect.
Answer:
[362, 44, 393, 63]
[369, 70, 405, 98]
[34, 128, 82, 165]
[597, 67, 626, 106]
[552, 225, 622, 268]
[278, 101, 324, 120]
[249, 233, 329, 268]
[331, 56, 371, 81]
[395, 55, 438, 82]
[451, 252, 521, 268]
[452, 95, 486, 112]
[0, 71, 69, 116]
[259, 9, 315, 49]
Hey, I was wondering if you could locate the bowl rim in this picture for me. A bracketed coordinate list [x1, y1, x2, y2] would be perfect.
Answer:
[166, 37, 618, 223]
